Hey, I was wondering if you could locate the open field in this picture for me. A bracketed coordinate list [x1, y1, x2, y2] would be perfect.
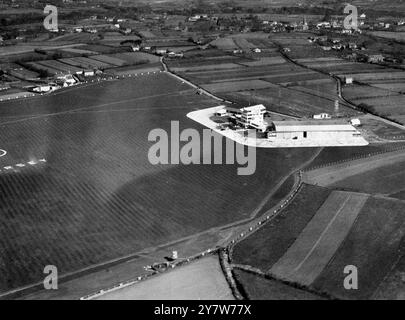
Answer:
[233, 180, 405, 299]
[89, 55, 128, 67]
[60, 48, 99, 55]
[24, 61, 63, 76]
[179, 65, 317, 85]
[171, 63, 244, 72]
[270, 191, 368, 286]
[59, 56, 112, 69]
[304, 149, 405, 188]
[80, 45, 126, 54]
[354, 95, 405, 123]
[105, 63, 163, 75]
[343, 84, 400, 101]
[373, 253, 405, 300]
[308, 143, 405, 170]
[95, 255, 234, 300]
[221, 85, 357, 118]
[369, 31, 405, 42]
[201, 79, 276, 93]
[167, 56, 247, 69]
[232, 184, 332, 270]
[113, 52, 160, 64]
[370, 82, 405, 93]
[210, 37, 238, 51]
[329, 160, 405, 198]
[233, 269, 323, 300]
[238, 56, 286, 67]
[36, 60, 83, 74]
[0, 73, 318, 292]
[312, 196, 405, 299]
[340, 72, 405, 82]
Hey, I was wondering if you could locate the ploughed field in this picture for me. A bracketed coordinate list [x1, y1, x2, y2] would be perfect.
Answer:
[232, 184, 405, 299]
[0, 73, 317, 292]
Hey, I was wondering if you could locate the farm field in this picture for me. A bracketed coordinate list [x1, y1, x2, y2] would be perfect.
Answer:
[113, 52, 160, 64]
[232, 182, 405, 299]
[0, 73, 318, 293]
[269, 191, 369, 286]
[24, 61, 63, 76]
[36, 60, 83, 74]
[355, 95, 405, 123]
[60, 48, 99, 55]
[304, 149, 405, 188]
[80, 44, 126, 54]
[171, 63, 244, 73]
[89, 55, 128, 67]
[343, 84, 399, 101]
[312, 196, 405, 299]
[370, 82, 405, 93]
[232, 184, 333, 270]
[238, 56, 286, 67]
[307, 142, 405, 169]
[96, 255, 234, 300]
[49, 33, 99, 43]
[59, 56, 112, 69]
[105, 63, 163, 75]
[329, 160, 405, 198]
[338, 71, 405, 82]
[167, 56, 247, 69]
[221, 85, 357, 118]
[233, 269, 324, 300]
[373, 254, 405, 299]
[210, 37, 238, 51]
[369, 31, 405, 42]
[201, 79, 277, 93]
[179, 65, 315, 85]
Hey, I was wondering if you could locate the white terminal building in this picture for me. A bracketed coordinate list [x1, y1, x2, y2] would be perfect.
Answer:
[226, 104, 267, 132]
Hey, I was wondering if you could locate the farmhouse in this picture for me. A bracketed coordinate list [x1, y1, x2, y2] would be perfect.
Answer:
[267, 120, 368, 146]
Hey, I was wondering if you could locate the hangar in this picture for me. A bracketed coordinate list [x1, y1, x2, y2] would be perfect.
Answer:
[267, 120, 368, 146]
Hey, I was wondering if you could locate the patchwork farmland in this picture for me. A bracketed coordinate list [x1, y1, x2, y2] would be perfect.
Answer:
[232, 184, 405, 299]
[165, 35, 361, 119]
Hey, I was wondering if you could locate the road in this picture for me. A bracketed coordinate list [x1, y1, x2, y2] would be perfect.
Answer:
[273, 40, 405, 133]
[160, 57, 233, 104]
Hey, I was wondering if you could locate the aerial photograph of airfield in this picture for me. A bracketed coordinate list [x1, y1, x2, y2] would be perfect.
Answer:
[1, 0, 405, 301]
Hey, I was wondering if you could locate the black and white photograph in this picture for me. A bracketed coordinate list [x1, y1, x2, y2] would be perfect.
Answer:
[0, 0, 405, 306]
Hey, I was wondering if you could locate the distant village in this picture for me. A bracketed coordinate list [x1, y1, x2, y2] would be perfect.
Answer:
[0, 0, 404, 97]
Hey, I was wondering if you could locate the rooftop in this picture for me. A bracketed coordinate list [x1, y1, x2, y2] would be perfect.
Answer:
[272, 120, 357, 132]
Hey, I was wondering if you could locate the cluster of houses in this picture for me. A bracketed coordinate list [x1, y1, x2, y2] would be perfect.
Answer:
[308, 35, 401, 64]
[29, 73, 78, 93]
[309, 36, 366, 52]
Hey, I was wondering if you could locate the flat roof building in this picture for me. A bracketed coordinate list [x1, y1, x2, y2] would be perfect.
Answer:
[272, 120, 356, 132]
[268, 120, 368, 146]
